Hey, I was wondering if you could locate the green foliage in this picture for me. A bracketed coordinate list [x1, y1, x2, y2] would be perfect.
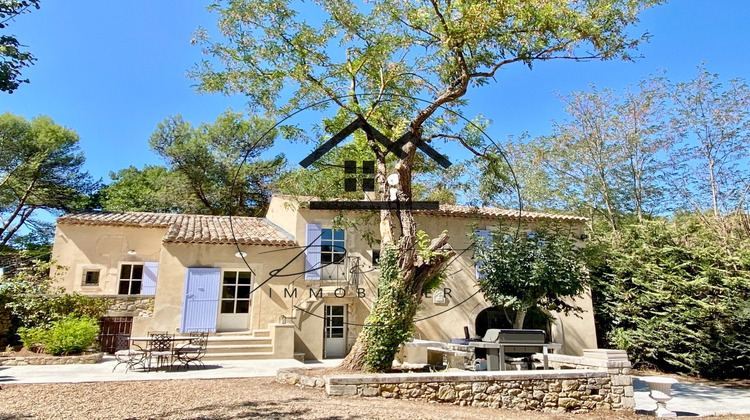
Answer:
[100, 165, 201, 213]
[17, 325, 45, 352]
[669, 66, 750, 216]
[0, 113, 99, 246]
[102, 110, 285, 216]
[43, 316, 100, 356]
[588, 216, 750, 378]
[417, 230, 448, 294]
[146, 110, 285, 216]
[473, 227, 588, 328]
[0, 259, 109, 346]
[18, 316, 100, 355]
[361, 244, 416, 372]
[0, 1, 41, 93]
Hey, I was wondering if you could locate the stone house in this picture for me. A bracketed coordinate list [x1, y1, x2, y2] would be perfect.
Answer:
[50, 195, 595, 361]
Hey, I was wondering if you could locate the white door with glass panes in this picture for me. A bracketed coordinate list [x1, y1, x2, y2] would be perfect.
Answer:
[321, 228, 346, 280]
[217, 270, 252, 331]
[324, 305, 347, 358]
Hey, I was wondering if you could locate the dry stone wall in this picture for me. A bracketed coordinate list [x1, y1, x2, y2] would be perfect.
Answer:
[102, 296, 154, 317]
[326, 370, 623, 413]
[318, 350, 635, 413]
[0, 352, 103, 366]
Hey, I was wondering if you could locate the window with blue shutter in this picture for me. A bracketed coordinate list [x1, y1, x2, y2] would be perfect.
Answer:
[305, 223, 322, 280]
[474, 229, 492, 279]
[140, 262, 159, 295]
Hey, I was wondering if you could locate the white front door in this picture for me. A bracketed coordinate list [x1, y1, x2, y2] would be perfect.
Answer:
[217, 270, 252, 332]
[324, 305, 347, 358]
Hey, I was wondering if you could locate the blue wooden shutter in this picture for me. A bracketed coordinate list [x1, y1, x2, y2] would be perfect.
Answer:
[305, 223, 322, 280]
[140, 262, 158, 295]
[474, 229, 491, 279]
[180, 268, 221, 333]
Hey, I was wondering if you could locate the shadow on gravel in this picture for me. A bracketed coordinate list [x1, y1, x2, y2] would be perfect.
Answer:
[163, 397, 362, 419]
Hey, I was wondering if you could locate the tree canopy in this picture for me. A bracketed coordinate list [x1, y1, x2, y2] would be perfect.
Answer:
[0, 0, 40, 93]
[101, 110, 285, 216]
[0, 113, 98, 247]
[473, 227, 588, 329]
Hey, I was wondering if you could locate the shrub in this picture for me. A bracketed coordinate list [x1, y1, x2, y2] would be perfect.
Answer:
[588, 217, 750, 378]
[17, 326, 48, 353]
[0, 258, 109, 346]
[42, 316, 100, 356]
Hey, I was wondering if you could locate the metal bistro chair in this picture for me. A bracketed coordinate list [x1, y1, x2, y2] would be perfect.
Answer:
[174, 331, 209, 371]
[147, 332, 174, 371]
[112, 334, 146, 373]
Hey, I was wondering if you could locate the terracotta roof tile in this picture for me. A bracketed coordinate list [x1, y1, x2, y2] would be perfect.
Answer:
[426, 204, 589, 222]
[286, 196, 587, 223]
[56, 211, 179, 227]
[57, 212, 295, 246]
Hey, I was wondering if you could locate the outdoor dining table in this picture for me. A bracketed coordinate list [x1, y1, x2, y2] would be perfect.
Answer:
[469, 341, 562, 371]
[128, 336, 194, 371]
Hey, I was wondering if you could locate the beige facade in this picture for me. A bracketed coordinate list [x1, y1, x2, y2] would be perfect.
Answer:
[51, 196, 596, 361]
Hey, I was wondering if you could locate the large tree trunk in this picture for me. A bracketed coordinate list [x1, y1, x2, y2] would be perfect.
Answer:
[341, 133, 455, 371]
[341, 231, 455, 371]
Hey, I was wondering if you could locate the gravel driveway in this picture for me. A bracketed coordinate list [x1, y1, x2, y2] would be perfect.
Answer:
[0, 377, 657, 420]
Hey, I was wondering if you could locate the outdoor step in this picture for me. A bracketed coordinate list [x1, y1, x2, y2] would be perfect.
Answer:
[252, 329, 270, 337]
[206, 336, 272, 346]
[201, 351, 276, 361]
[213, 331, 252, 336]
[205, 344, 273, 353]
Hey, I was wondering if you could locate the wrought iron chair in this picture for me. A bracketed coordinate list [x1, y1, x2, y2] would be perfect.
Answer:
[147, 332, 174, 371]
[112, 334, 146, 373]
[174, 331, 209, 371]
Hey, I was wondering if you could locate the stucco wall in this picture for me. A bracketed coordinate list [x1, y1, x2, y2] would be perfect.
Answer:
[51, 224, 165, 294]
[148, 242, 294, 336]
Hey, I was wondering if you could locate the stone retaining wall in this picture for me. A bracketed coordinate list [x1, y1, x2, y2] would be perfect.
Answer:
[102, 296, 154, 317]
[316, 349, 635, 413]
[277, 368, 326, 388]
[0, 352, 103, 366]
[326, 370, 624, 413]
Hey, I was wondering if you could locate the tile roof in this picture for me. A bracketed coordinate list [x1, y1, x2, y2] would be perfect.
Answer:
[57, 212, 295, 246]
[284, 196, 588, 223]
[425, 204, 589, 222]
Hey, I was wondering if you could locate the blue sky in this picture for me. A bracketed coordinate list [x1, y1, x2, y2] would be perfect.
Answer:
[3, 1, 750, 184]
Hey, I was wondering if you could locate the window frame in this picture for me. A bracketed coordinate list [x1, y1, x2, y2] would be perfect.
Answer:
[118, 263, 144, 295]
[81, 269, 101, 287]
[220, 270, 253, 314]
[320, 228, 346, 265]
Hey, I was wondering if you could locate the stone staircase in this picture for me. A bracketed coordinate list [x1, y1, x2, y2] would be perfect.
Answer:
[202, 329, 275, 360]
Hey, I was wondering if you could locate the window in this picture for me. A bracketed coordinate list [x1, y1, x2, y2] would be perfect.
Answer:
[321, 228, 345, 264]
[221, 271, 252, 314]
[118, 264, 143, 295]
[325, 305, 345, 338]
[371, 250, 381, 266]
[82, 270, 100, 286]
